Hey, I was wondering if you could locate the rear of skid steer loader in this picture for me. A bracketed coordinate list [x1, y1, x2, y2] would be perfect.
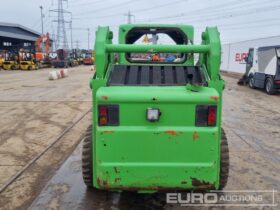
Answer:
[82, 24, 229, 192]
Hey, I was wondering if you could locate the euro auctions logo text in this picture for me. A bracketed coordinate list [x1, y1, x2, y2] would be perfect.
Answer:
[167, 192, 218, 204]
[166, 190, 277, 207]
[235, 52, 248, 63]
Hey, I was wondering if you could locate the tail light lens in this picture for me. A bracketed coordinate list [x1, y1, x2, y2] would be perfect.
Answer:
[196, 105, 217, 126]
[99, 105, 108, 125]
[207, 106, 217, 126]
[98, 105, 119, 126]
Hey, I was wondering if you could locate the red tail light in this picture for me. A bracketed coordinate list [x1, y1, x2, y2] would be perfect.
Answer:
[207, 106, 217, 126]
[98, 105, 119, 126]
[275, 80, 280, 84]
[196, 105, 217, 127]
[99, 105, 108, 125]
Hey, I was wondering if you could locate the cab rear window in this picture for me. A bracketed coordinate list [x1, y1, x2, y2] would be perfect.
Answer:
[125, 27, 189, 64]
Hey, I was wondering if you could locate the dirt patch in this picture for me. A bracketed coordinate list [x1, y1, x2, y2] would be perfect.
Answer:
[0, 66, 93, 209]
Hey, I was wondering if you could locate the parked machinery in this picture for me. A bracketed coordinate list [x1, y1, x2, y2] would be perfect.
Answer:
[19, 48, 38, 70]
[2, 50, 19, 70]
[35, 33, 52, 68]
[82, 24, 228, 191]
[83, 51, 94, 65]
[77, 53, 84, 65]
[237, 46, 280, 94]
[51, 49, 70, 68]
[0, 51, 4, 69]
[69, 49, 79, 67]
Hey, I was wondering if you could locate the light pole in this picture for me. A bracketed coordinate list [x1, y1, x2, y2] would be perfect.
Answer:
[69, 13, 73, 50]
[87, 28, 90, 50]
[39, 6, 44, 34]
[125, 10, 135, 24]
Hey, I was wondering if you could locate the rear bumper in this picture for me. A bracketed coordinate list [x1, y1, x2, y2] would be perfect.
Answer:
[94, 126, 220, 190]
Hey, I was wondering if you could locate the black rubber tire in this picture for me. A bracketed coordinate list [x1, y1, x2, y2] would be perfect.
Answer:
[237, 78, 245, 86]
[265, 77, 276, 95]
[248, 75, 255, 89]
[82, 125, 93, 187]
[11, 65, 16, 70]
[219, 128, 229, 190]
[28, 66, 32, 70]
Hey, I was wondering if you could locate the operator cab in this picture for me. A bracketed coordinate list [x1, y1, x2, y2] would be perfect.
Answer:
[109, 25, 204, 87]
[125, 27, 189, 64]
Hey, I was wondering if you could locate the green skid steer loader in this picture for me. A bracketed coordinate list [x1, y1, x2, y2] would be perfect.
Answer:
[82, 24, 229, 192]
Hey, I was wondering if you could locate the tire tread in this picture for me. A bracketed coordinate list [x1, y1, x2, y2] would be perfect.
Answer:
[82, 125, 93, 187]
[220, 128, 229, 190]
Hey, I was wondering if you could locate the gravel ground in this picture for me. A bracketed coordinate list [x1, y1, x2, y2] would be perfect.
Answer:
[0, 66, 93, 209]
[0, 68, 279, 210]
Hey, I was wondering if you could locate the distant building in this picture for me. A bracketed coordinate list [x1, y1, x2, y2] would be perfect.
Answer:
[0, 22, 52, 53]
[221, 36, 280, 73]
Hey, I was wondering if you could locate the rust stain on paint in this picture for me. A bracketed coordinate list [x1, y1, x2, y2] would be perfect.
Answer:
[193, 131, 199, 141]
[97, 177, 109, 188]
[165, 130, 178, 136]
[103, 130, 114, 134]
[101, 95, 108, 100]
[210, 95, 219, 100]
[191, 177, 215, 189]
